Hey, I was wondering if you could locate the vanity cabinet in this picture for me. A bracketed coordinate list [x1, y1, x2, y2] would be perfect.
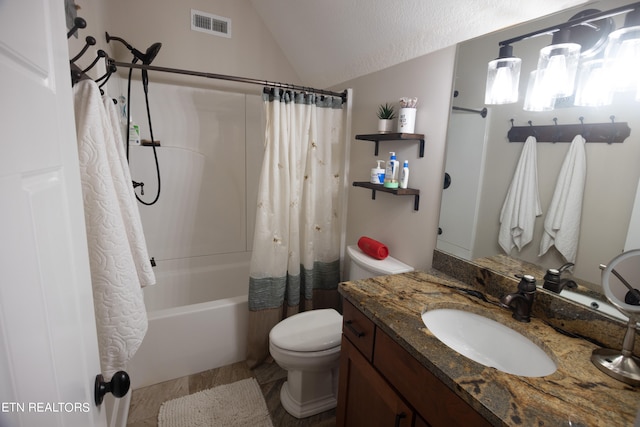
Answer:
[337, 300, 491, 427]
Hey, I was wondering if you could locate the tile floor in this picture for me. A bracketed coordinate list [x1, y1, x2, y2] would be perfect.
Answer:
[126, 360, 336, 426]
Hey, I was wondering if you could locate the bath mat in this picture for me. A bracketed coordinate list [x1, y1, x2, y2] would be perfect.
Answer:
[158, 378, 273, 427]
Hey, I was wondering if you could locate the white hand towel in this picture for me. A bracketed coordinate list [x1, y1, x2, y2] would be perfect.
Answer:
[73, 80, 149, 380]
[499, 136, 542, 253]
[539, 134, 587, 263]
[102, 95, 156, 288]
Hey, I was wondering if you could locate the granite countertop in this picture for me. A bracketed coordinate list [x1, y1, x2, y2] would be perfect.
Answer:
[339, 269, 640, 427]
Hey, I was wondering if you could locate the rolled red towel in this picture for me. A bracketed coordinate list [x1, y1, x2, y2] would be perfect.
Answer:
[357, 236, 389, 260]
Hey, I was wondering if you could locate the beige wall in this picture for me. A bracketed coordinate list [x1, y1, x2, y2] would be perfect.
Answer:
[449, 0, 640, 286]
[338, 47, 457, 272]
[70, 0, 301, 92]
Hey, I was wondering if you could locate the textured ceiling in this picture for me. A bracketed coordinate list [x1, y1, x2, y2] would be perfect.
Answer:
[249, 0, 590, 88]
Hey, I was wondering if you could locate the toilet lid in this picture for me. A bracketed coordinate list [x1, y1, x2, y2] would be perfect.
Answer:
[270, 309, 342, 352]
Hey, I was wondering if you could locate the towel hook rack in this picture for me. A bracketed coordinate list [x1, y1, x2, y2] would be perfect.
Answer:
[528, 120, 538, 138]
[70, 36, 96, 64]
[579, 116, 589, 139]
[67, 16, 86, 39]
[507, 117, 630, 143]
[552, 118, 561, 143]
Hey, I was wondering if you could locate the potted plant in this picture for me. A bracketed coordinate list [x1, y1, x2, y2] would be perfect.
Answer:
[377, 103, 396, 133]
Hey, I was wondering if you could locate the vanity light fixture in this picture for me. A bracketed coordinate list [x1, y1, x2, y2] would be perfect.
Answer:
[485, 2, 640, 108]
[604, 8, 640, 93]
[534, 28, 582, 99]
[523, 70, 555, 111]
[484, 45, 521, 104]
[574, 59, 613, 107]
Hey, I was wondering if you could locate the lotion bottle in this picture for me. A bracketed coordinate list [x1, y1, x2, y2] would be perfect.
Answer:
[129, 118, 141, 146]
[383, 152, 399, 189]
[370, 160, 385, 184]
[400, 160, 409, 189]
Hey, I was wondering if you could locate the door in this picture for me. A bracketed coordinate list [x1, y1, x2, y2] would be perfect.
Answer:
[0, 1, 107, 426]
[437, 112, 488, 259]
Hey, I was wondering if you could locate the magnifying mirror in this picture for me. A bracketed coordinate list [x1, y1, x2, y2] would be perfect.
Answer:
[591, 249, 640, 386]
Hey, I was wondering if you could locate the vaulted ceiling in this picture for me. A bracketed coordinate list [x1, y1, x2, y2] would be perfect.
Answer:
[249, 0, 590, 88]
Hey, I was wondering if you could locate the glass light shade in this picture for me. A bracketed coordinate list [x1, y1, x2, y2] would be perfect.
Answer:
[604, 26, 640, 92]
[574, 59, 613, 107]
[535, 43, 581, 98]
[523, 70, 555, 111]
[485, 57, 521, 104]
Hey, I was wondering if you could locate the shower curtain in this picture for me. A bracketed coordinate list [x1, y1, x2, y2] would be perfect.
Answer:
[247, 89, 346, 368]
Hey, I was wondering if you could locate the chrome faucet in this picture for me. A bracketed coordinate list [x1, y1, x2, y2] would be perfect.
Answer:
[543, 262, 578, 294]
[500, 275, 537, 323]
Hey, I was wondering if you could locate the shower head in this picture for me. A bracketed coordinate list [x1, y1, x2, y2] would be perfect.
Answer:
[105, 32, 162, 65]
[144, 43, 162, 65]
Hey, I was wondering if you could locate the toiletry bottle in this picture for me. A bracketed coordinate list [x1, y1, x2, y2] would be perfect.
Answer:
[383, 152, 399, 189]
[129, 118, 141, 146]
[370, 160, 385, 184]
[400, 160, 409, 189]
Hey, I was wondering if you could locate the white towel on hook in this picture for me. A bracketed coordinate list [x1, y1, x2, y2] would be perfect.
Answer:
[499, 135, 542, 254]
[73, 80, 153, 380]
[102, 94, 156, 288]
[539, 134, 587, 263]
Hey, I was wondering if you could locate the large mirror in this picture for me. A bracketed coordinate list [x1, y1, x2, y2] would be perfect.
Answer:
[438, 0, 640, 295]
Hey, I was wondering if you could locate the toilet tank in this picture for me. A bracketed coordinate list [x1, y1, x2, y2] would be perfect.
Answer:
[344, 245, 413, 280]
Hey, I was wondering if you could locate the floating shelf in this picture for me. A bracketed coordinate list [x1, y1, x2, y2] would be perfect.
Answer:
[353, 181, 420, 211]
[355, 133, 425, 157]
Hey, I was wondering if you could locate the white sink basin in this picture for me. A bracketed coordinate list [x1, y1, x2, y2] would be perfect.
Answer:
[421, 308, 557, 377]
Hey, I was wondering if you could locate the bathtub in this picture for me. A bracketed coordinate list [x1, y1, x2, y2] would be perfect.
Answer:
[128, 254, 250, 389]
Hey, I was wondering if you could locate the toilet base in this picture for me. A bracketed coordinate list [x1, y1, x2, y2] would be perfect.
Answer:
[279, 380, 337, 419]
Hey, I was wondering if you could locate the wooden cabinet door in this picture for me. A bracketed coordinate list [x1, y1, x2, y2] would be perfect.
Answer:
[337, 336, 413, 427]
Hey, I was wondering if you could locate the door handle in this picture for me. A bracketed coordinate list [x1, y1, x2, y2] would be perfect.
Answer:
[94, 371, 130, 406]
[345, 320, 364, 337]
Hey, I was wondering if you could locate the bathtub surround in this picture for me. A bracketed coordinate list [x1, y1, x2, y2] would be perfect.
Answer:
[124, 82, 262, 390]
[247, 91, 348, 368]
[73, 79, 155, 380]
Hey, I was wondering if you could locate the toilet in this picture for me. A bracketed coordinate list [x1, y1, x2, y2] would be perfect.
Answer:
[269, 245, 413, 418]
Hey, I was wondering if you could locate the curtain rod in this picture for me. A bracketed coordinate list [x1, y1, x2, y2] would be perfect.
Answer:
[106, 58, 348, 101]
[451, 106, 487, 118]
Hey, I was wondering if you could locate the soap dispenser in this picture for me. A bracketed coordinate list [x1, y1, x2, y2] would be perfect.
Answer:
[400, 160, 409, 189]
[370, 160, 385, 184]
[383, 152, 399, 189]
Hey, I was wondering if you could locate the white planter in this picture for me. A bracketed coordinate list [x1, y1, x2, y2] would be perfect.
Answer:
[378, 119, 394, 133]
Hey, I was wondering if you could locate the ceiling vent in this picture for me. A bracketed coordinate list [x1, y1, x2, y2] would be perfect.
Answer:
[191, 9, 231, 38]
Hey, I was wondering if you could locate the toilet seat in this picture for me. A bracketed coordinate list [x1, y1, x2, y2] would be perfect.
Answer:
[269, 309, 342, 352]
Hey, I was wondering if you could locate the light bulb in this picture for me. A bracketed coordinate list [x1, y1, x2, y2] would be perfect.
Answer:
[485, 57, 521, 104]
[536, 43, 580, 98]
[605, 27, 640, 92]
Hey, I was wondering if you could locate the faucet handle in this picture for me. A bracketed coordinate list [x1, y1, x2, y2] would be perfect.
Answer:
[557, 262, 575, 273]
[518, 274, 536, 292]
